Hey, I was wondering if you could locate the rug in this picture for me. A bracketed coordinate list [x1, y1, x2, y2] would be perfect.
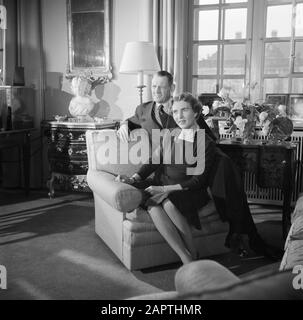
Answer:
[0, 193, 284, 300]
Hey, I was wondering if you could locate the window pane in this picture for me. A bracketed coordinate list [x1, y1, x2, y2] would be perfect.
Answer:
[223, 44, 246, 75]
[225, 8, 247, 39]
[267, 0, 292, 2]
[264, 42, 290, 75]
[195, 0, 219, 4]
[197, 10, 219, 40]
[295, 3, 303, 37]
[294, 42, 303, 72]
[222, 79, 245, 100]
[225, 0, 247, 3]
[193, 79, 218, 94]
[266, 5, 292, 38]
[292, 78, 303, 93]
[263, 78, 288, 94]
[71, 0, 104, 12]
[193, 45, 218, 75]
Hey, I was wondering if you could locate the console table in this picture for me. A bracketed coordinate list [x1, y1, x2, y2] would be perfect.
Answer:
[42, 120, 119, 197]
[217, 139, 297, 238]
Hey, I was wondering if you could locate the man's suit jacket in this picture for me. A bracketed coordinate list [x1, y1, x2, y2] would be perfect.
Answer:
[127, 101, 217, 141]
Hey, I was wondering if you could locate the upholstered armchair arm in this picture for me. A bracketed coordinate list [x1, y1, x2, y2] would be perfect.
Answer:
[175, 260, 240, 295]
[87, 169, 143, 212]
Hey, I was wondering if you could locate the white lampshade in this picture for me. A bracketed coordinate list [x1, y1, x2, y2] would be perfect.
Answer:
[119, 41, 160, 75]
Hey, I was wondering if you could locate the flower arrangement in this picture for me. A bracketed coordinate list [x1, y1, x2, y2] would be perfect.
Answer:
[202, 87, 293, 142]
[256, 103, 293, 141]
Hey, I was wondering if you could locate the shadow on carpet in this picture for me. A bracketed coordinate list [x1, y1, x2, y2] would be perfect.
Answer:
[0, 204, 165, 300]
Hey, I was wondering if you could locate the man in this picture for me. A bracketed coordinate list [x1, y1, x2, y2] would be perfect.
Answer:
[117, 70, 216, 142]
[117, 71, 281, 260]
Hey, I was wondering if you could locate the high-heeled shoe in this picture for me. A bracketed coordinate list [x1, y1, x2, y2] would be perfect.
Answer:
[225, 233, 248, 257]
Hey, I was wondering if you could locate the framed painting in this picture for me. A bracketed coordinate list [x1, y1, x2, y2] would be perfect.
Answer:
[198, 93, 221, 108]
[265, 94, 288, 106]
[289, 94, 303, 127]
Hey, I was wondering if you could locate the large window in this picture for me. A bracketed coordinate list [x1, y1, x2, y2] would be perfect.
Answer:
[188, 0, 303, 101]
[190, 0, 251, 100]
[263, 0, 303, 95]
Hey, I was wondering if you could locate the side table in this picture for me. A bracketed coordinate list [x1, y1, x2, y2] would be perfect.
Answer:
[217, 139, 297, 239]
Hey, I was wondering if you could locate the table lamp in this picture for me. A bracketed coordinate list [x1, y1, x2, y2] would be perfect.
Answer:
[119, 41, 160, 104]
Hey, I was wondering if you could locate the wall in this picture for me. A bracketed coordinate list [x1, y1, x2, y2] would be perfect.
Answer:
[41, 0, 153, 121]
[0, 0, 154, 189]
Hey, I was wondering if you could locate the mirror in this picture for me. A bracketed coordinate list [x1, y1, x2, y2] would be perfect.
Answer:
[66, 0, 112, 81]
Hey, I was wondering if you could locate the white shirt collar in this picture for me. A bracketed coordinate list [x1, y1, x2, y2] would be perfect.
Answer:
[177, 124, 199, 143]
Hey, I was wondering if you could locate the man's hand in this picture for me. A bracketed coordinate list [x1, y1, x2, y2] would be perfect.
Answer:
[117, 123, 129, 142]
[144, 185, 165, 195]
[115, 174, 134, 184]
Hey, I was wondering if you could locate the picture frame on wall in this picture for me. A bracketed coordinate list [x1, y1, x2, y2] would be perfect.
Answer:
[198, 93, 221, 108]
[289, 94, 303, 127]
[265, 94, 288, 106]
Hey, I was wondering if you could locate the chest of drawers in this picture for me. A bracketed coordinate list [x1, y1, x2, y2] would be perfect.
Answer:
[42, 120, 118, 197]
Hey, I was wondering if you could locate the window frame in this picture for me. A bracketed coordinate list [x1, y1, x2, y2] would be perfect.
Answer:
[187, 0, 253, 98]
[187, 0, 303, 101]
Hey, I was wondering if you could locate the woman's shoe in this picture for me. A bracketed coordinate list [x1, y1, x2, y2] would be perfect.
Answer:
[226, 233, 248, 257]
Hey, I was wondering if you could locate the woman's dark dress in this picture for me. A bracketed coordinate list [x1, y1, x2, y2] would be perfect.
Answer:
[133, 129, 216, 230]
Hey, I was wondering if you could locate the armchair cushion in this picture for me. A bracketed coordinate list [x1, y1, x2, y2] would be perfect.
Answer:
[176, 260, 300, 300]
[87, 170, 143, 212]
[279, 215, 303, 271]
[280, 194, 303, 271]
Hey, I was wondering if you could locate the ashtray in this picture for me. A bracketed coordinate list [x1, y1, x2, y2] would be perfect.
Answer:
[54, 115, 67, 122]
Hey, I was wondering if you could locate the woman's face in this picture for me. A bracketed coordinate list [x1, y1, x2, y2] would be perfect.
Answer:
[172, 100, 197, 129]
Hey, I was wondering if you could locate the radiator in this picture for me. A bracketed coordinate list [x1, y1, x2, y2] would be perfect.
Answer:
[219, 130, 303, 205]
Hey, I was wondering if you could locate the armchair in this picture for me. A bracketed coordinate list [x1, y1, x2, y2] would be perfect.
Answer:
[86, 129, 229, 270]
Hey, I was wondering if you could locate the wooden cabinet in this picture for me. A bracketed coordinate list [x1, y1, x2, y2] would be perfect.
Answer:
[42, 120, 118, 197]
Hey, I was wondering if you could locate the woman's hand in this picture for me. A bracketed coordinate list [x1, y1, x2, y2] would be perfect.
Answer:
[144, 185, 165, 195]
[115, 175, 134, 185]
[145, 184, 182, 195]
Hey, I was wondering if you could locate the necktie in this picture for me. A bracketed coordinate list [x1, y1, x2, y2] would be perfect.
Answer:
[158, 105, 167, 128]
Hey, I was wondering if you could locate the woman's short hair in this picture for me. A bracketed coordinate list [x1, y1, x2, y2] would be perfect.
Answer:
[173, 92, 202, 116]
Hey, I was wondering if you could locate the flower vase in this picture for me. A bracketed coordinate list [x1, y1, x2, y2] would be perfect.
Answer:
[231, 130, 243, 143]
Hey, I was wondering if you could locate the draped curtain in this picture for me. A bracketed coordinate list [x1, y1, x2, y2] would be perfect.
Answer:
[152, 0, 187, 95]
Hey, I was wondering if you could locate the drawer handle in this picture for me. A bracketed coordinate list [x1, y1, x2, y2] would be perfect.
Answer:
[78, 134, 86, 141]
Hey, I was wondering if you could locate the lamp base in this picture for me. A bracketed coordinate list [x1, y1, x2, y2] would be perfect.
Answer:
[136, 85, 146, 105]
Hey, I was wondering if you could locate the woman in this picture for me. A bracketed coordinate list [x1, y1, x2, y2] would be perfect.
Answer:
[116, 93, 217, 264]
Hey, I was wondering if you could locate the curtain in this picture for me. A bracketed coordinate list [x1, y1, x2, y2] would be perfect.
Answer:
[152, 0, 187, 95]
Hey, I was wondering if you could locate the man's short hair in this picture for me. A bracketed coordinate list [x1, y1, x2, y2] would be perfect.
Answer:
[155, 71, 174, 87]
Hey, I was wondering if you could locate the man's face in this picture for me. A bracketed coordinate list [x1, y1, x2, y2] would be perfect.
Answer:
[151, 75, 173, 104]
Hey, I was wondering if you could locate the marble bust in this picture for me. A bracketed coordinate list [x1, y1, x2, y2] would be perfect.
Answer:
[68, 76, 95, 118]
